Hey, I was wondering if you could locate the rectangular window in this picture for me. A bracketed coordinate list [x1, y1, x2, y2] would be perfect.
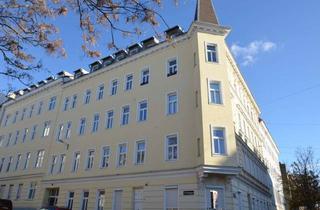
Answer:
[97, 190, 105, 210]
[28, 182, 37, 200]
[67, 192, 75, 210]
[121, 106, 130, 125]
[92, 114, 100, 133]
[49, 155, 57, 174]
[63, 97, 69, 111]
[42, 121, 51, 137]
[49, 96, 57, 111]
[38, 101, 43, 115]
[29, 105, 34, 118]
[6, 156, 12, 172]
[7, 184, 14, 200]
[35, 150, 45, 168]
[100, 146, 110, 168]
[140, 69, 149, 85]
[106, 110, 114, 129]
[166, 134, 178, 161]
[165, 187, 178, 210]
[65, 121, 72, 139]
[86, 150, 94, 169]
[13, 111, 18, 124]
[0, 185, 5, 199]
[3, 114, 10, 127]
[167, 58, 178, 76]
[125, 74, 133, 91]
[6, 133, 12, 147]
[57, 123, 64, 141]
[58, 154, 66, 173]
[31, 125, 37, 140]
[14, 130, 20, 145]
[110, 79, 118, 96]
[84, 90, 91, 104]
[16, 184, 23, 200]
[79, 118, 86, 135]
[206, 43, 218, 63]
[15, 154, 21, 171]
[23, 153, 31, 170]
[71, 95, 77, 109]
[211, 128, 226, 155]
[112, 190, 123, 210]
[22, 128, 29, 143]
[81, 191, 89, 210]
[0, 158, 5, 172]
[167, 92, 178, 115]
[118, 143, 127, 167]
[209, 81, 222, 104]
[0, 136, 3, 147]
[97, 85, 104, 100]
[21, 108, 26, 121]
[72, 152, 80, 172]
[206, 187, 225, 209]
[135, 141, 146, 165]
[138, 101, 148, 122]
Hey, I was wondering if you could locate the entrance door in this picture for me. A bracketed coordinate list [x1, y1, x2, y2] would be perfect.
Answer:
[113, 190, 123, 210]
[133, 188, 143, 210]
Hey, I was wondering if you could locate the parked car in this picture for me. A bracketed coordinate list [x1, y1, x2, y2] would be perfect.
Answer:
[0, 199, 13, 210]
[40, 207, 70, 210]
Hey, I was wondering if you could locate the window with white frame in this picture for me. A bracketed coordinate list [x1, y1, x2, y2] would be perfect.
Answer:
[167, 58, 178, 76]
[106, 110, 114, 129]
[6, 156, 12, 172]
[31, 125, 37, 140]
[165, 187, 178, 210]
[6, 133, 12, 147]
[0, 158, 4, 172]
[97, 190, 105, 210]
[67, 191, 75, 210]
[28, 182, 37, 200]
[140, 69, 149, 85]
[84, 90, 91, 104]
[97, 85, 105, 100]
[135, 140, 146, 165]
[57, 124, 64, 141]
[35, 150, 45, 168]
[22, 128, 29, 143]
[63, 97, 70, 111]
[209, 81, 222, 104]
[15, 154, 21, 171]
[3, 114, 10, 127]
[7, 184, 13, 200]
[110, 79, 118, 95]
[206, 187, 225, 210]
[211, 127, 226, 155]
[138, 100, 148, 122]
[58, 154, 66, 173]
[48, 96, 57, 111]
[72, 152, 80, 172]
[16, 183, 23, 200]
[79, 118, 86, 135]
[65, 121, 72, 139]
[42, 121, 51, 137]
[49, 155, 57, 174]
[71, 95, 77, 109]
[121, 106, 130, 125]
[13, 130, 19, 145]
[125, 74, 133, 91]
[166, 134, 178, 161]
[118, 143, 127, 167]
[12, 111, 18, 124]
[81, 191, 89, 210]
[37, 101, 43, 115]
[29, 105, 34, 118]
[23, 152, 31, 170]
[167, 92, 178, 115]
[100, 146, 110, 168]
[86, 150, 94, 169]
[0, 185, 5, 198]
[21, 108, 26, 121]
[92, 114, 100, 133]
[206, 43, 218, 63]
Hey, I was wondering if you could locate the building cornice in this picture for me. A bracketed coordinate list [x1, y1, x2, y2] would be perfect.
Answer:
[0, 172, 45, 181]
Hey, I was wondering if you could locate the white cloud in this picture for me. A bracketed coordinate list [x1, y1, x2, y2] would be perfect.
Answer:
[231, 41, 277, 66]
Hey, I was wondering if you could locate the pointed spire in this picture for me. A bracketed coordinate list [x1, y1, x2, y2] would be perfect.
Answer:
[194, 0, 219, 25]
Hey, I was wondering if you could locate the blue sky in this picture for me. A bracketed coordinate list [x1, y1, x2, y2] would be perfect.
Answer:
[1, 0, 320, 164]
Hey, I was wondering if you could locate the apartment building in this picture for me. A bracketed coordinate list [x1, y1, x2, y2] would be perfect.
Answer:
[0, 0, 285, 209]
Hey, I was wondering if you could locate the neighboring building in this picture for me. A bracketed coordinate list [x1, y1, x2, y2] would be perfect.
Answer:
[280, 163, 290, 210]
[0, 0, 285, 209]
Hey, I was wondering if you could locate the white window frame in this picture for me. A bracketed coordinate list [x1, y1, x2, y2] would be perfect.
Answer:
[16, 183, 23, 200]
[105, 110, 114, 129]
[84, 89, 91, 105]
[208, 80, 223, 105]
[23, 152, 31, 170]
[15, 154, 21, 171]
[205, 43, 218, 63]
[42, 121, 51, 137]
[48, 96, 57, 111]
[35, 150, 45, 168]
[110, 79, 118, 96]
[137, 100, 148, 122]
[66, 191, 75, 210]
[124, 74, 133, 91]
[71, 94, 77, 109]
[97, 84, 105, 100]
[86, 149, 95, 170]
[205, 185, 225, 210]
[72, 151, 80, 172]
[164, 185, 179, 210]
[21, 108, 26, 121]
[56, 123, 64, 141]
[31, 125, 37, 141]
[96, 189, 106, 210]
[29, 105, 34, 118]
[117, 143, 127, 167]
[27, 182, 37, 200]
[210, 126, 227, 155]
[49, 155, 57, 174]
[121, 105, 130, 126]
[65, 121, 72, 139]
[79, 117, 86, 136]
[37, 101, 43, 115]
[166, 91, 178, 115]
[100, 146, 110, 169]
[165, 133, 179, 161]
[167, 57, 178, 76]
[92, 113, 100, 133]
[81, 191, 89, 210]
[22, 128, 29, 143]
[134, 140, 146, 165]
[140, 68, 150, 85]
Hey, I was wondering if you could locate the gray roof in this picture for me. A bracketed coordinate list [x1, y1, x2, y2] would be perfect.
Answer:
[0, 93, 7, 105]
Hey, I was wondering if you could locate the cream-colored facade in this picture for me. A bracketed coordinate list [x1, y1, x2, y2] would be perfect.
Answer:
[0, 1, 285, 209]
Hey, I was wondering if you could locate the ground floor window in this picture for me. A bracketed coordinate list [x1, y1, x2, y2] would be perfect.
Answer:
[81, 191, 89, 210]
[48, 188, 59, 207]
[97, 190, 105, 210]
[112, 190, 123, 210]
[67, 191, 74, 210]
[165, 186, 178, 210]
[206, 187, 224, 210]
